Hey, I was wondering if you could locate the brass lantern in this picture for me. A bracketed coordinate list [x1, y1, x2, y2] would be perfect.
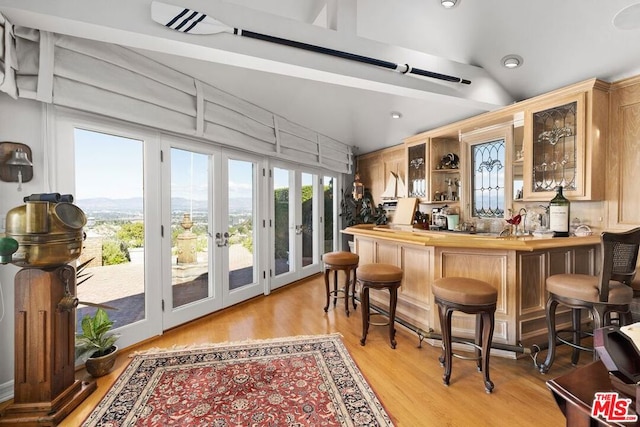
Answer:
[352, 172, 364, 201]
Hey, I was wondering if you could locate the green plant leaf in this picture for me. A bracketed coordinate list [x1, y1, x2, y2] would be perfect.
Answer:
[75, 307, 119, 363]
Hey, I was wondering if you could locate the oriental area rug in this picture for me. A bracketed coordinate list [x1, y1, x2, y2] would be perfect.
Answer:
[82, 334, 394, 426]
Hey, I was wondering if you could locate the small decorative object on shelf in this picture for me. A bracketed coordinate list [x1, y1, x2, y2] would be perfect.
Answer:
[549, 185, 570, 237]
[438, 153, 459, 169]
[410, 157, 424, 169]
[507, 208, 528, 235]
[574, 225, 593, 237]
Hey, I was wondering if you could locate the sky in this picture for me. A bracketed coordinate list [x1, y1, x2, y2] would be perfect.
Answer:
[74, 129, 330, 205]
[75, 128, 144, 200]
[74, 128, 254, 201]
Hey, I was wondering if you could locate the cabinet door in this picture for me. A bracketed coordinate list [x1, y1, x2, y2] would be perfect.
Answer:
[525, 93, 584, 201]
[573, 246, 596, 275]
[406, 140, 427, 199]
[608, 77, 640, 228]
[547, 248, 572, 276]
[380, 145, 406, 202]
[357, 145, 405, 204]
[356, 153, 384, 204]
[354, 236, 375, 265]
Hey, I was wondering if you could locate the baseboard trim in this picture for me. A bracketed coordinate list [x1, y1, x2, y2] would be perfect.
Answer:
[0, 380, 13, 404]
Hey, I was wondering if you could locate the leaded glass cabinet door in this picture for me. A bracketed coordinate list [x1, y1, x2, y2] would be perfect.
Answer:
[524, 93, 586, 200]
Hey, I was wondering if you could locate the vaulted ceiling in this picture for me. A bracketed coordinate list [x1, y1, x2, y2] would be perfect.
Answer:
[1, 0, 640, 155]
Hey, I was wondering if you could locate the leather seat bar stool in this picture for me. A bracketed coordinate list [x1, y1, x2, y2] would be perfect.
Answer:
[323, 251, 359, 316]
[357, 263, 403, 349]
[539, 227, 640, 374]
[432, 277, 498, 393]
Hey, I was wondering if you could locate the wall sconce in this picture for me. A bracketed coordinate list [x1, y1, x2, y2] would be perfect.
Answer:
[0, 142, 34, 191]
[352, 172, 364, 201]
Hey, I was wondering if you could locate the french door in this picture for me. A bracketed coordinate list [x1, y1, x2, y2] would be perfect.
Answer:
[59, 111, 163, 352]
[161, 137, 264, 328]
[270, 163, 326, 289]
[59, 109, 340, 348]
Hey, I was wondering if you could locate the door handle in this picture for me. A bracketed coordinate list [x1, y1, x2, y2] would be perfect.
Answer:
[215, 232, 229, 247]
[296, 224, 311, 234]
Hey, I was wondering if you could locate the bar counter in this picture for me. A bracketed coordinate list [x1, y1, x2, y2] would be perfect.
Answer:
[342, 224, 601, 356]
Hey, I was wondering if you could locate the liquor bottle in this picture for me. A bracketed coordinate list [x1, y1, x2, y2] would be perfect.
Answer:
[549, 186, 570, 237]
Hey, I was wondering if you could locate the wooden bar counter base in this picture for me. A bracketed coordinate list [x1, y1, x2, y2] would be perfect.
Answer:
[343, 225, 601, 354]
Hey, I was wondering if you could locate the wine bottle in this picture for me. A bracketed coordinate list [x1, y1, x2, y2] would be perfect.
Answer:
[549, 186, 570, 237]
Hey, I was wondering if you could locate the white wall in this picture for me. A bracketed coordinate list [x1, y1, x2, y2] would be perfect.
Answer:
[0, 94, 45, 401]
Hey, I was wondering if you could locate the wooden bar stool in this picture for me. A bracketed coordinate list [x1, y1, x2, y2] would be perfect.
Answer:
[538, 227, 640, 374]
[432, 277, 497, 393]
[323, 251, 359, 316]
[357, 263, 403, 349]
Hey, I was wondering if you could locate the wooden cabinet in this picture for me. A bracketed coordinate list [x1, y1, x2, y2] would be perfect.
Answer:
[356, 78, 613, 229]
[429, 136, 461, 203]
[356, 151, 383, 204]
[382, 145, 406, 198]
[608, 75, 640, 229]
[356, 145, 405, 205]
[404, 134, 460, 204]
[522, 80, 609, 201]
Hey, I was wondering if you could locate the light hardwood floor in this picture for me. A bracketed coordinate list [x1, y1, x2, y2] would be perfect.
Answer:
[5, 274, 583, 426]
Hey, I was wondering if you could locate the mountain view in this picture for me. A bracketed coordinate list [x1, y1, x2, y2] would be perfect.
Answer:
[76, 197, 254, 219]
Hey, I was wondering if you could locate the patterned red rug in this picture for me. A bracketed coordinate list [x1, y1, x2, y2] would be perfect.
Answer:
[82, 334, 394, 426]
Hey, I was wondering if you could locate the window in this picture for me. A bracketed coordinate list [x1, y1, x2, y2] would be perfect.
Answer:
[462, 123, 513, 221]
[471, 138, 506, 218]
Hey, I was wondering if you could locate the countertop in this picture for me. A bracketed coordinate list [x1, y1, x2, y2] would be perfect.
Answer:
[342, 224, 601, 251]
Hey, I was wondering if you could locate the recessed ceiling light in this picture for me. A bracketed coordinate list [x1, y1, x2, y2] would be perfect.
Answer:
[501, 54, 523, 69]
[441, 0, 457, 8]
[391, 112, 402, 119]
[613, 3, 640, 30]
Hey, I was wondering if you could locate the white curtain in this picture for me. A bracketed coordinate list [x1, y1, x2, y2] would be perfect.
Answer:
[0, 12, 17, 99]
[5, 27, 352, 174]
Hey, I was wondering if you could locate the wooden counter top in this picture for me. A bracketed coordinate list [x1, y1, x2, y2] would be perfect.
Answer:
[342, 224, 600, 251]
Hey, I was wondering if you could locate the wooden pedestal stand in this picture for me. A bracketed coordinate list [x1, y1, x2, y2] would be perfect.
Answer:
[0, 265, 96, 426]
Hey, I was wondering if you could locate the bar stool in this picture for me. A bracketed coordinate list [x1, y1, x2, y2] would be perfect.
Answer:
[357, 263, 403, 349]
[323, 251, 359, 316]
[538, 227, 640, 374]
[432, 277, 498, 393]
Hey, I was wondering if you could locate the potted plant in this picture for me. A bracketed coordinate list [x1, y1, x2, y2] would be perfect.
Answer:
[75, 308, 120, 377]
[340, 188, 387, 227]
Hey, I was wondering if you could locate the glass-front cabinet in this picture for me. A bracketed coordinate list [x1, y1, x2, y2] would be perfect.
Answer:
[406, 140, 427, 199]
[522, 82, 608, 201]
[529, 95, 582, 197]
[405, 135, 461, 204]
